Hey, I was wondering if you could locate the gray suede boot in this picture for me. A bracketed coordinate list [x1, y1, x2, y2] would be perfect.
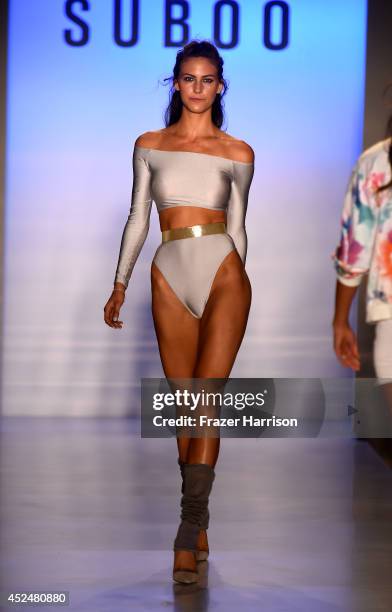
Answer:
[173, 462, 215, 583]
[178, 459, 210, 561]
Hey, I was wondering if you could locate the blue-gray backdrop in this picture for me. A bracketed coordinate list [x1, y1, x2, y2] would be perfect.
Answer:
[2, 0, 367, 415]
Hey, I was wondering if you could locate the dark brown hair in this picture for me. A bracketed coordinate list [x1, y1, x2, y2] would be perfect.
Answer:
[162, 40, 228, 128]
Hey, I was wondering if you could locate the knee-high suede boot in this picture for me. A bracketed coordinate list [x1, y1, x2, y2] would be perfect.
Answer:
[173, 462, 215, 583]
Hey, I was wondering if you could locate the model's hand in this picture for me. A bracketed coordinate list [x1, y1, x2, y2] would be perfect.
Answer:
[333, 322, 360, 371]
[104, 289, 125, 329]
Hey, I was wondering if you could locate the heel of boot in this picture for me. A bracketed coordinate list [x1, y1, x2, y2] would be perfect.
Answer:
[195, 528, 209, 562]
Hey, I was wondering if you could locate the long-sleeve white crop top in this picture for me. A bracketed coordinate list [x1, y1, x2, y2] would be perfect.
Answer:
[114, 144, 255, 288]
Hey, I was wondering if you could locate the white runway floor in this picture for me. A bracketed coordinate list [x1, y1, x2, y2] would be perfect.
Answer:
[0, 417, 391, 611]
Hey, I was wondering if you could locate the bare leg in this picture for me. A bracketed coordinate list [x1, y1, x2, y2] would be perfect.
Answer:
[151, 249, 251, 464]
[151, 262, 199, 461]
[188, 249, 252, 467]
[151, 261, 203, 577]
[151, 250, 251, 578]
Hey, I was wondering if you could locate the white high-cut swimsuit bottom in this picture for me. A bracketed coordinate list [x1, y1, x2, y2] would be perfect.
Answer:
[152, 231, 236, 319]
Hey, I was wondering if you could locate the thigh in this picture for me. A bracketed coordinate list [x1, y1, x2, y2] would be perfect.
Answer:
[151, 261, 200, 378]
[195, 250, 252, 378]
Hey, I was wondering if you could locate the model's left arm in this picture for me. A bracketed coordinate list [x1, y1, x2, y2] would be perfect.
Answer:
[226, 161, 255, 265]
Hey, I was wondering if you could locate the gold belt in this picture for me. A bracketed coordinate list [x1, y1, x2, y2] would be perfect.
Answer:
[162, 221, 226, 242]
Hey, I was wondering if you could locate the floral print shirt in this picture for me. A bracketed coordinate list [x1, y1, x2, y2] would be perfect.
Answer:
[333, 138, 392, 323]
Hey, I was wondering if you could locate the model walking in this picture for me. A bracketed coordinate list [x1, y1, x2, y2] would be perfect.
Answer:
[104, 40, 255, 583]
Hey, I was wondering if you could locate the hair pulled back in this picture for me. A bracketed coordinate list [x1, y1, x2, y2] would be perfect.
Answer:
[163, 39, 228, 129]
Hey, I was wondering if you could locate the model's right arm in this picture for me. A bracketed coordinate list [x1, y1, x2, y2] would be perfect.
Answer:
[114, 145, 153, 289]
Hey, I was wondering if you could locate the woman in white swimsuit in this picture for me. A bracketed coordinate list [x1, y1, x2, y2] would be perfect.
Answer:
[104, 40, 255, 584]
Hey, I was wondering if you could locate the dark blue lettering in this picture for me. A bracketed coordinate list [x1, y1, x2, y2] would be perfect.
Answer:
[114, 0, 139, 47]
[165, 0, 190, 47]
[64, 0, 89, 47]
[263, 1, 289, 50]
[214, 1, 239, 49]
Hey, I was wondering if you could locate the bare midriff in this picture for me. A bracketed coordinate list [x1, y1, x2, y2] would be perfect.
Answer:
[159, 206, 226, 231]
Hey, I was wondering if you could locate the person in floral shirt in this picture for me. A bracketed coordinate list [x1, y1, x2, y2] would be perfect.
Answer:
[332, 125, 392, 377]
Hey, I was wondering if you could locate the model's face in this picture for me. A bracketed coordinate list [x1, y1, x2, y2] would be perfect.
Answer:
[174, 57, 223, 113]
